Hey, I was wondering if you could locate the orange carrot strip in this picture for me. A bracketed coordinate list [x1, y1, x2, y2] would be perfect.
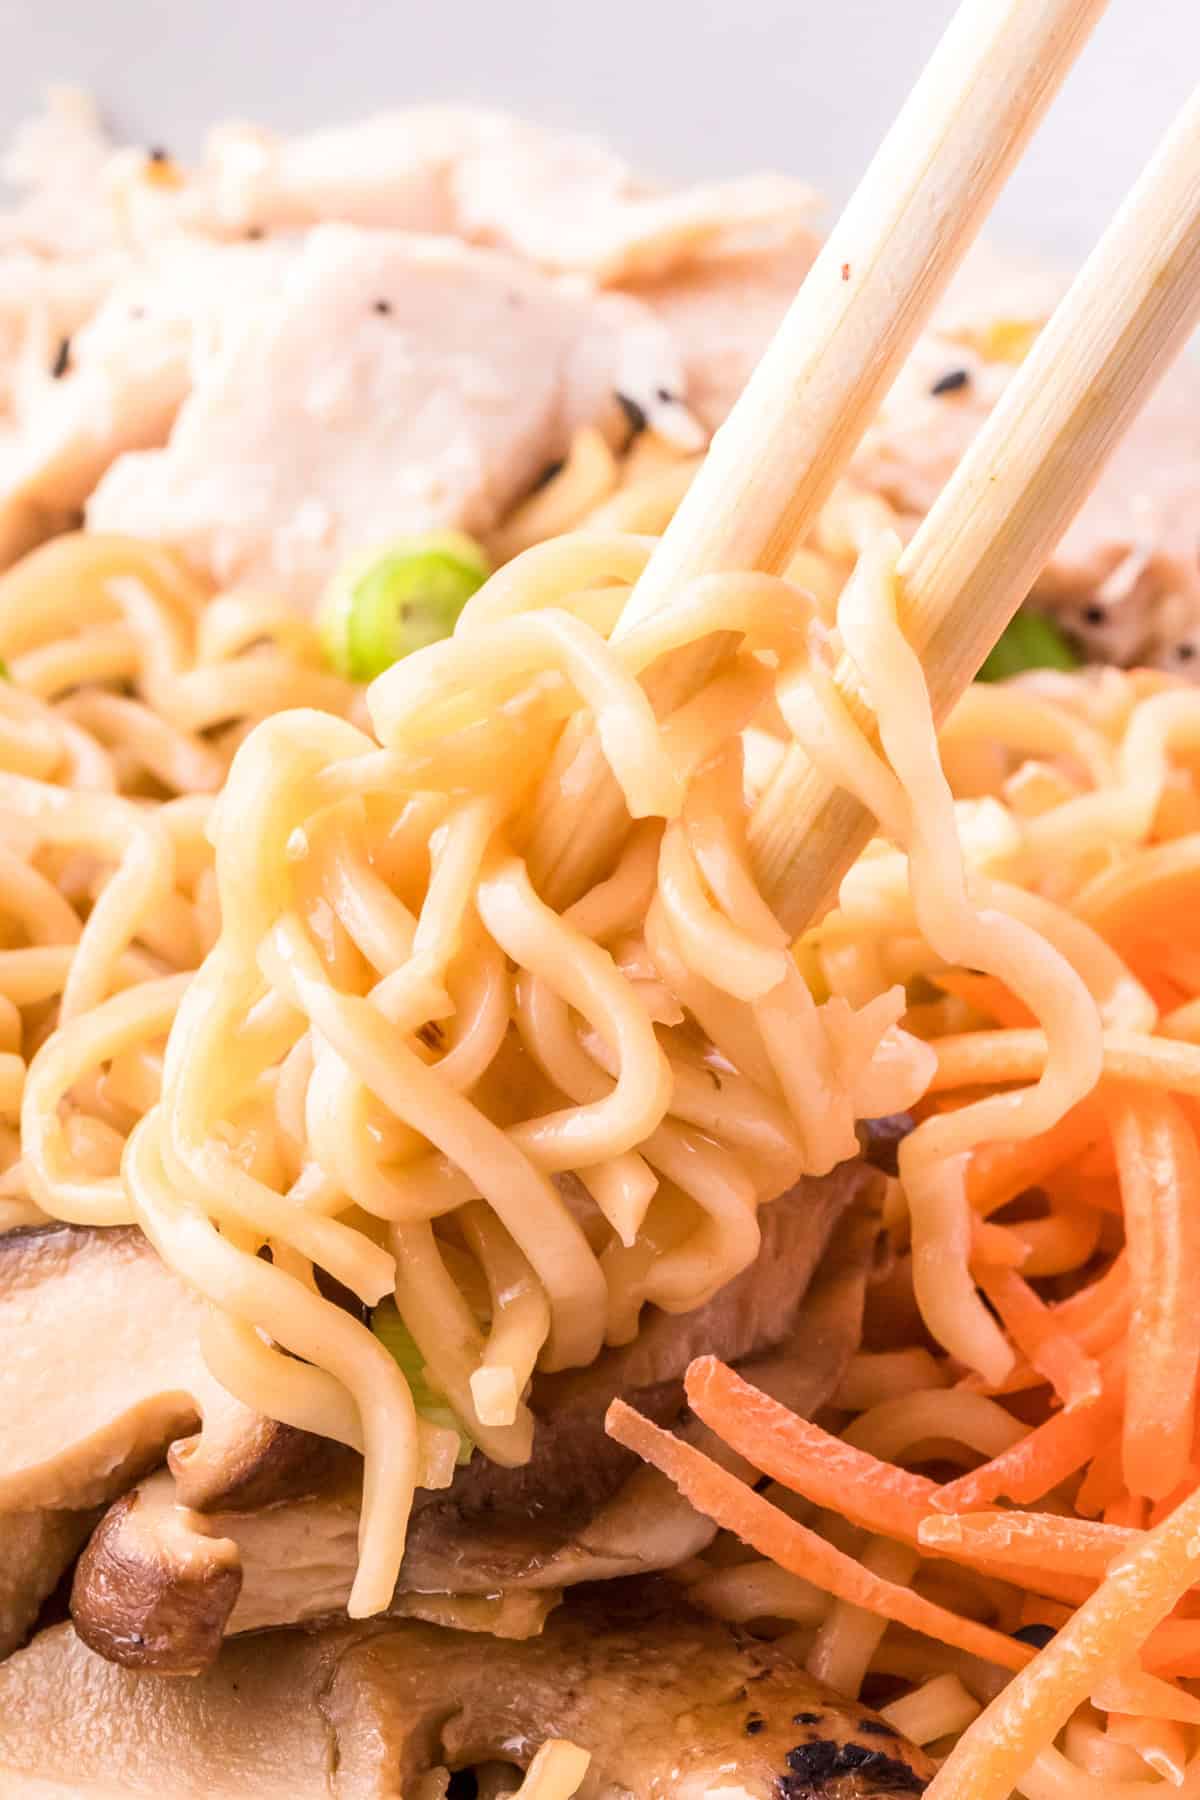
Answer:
[1075, 1438, 1126, 1519]
[686, 1356, 936, 1539]
[974, 1267, 1102, 1411]
[1142, 1617, 1200, 1676]
[1006, 1203, 1104, 1278]
[969, 1217, 1028, 1270]
[1051, 1253, 1129, 1353]
[964, 1099, 1106, 1217]
[606, 1399, 1032, 1674]
[1111, 1089, 1200, 1501]
[933, 1386, 1123, 1512]
[681, 1361, 1092, 1606]
[917, 1510, 1134, 1580]
[934, 970, 1037, 1028]
[926, 1483, 1200, 1800]
[1092, 1669, 1200, 1726]
[1075, 835, 1200, 939]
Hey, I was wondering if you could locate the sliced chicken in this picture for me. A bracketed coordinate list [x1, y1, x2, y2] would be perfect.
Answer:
[0, 236, 289, 563]
[71, 1172, 880, 1672]
[632, 237, 821, 432]
[87, 226, 696, 604]
[0, 1592, 933, 1798]
[848, 242, 1200, 672]
[162, 106, 818, 286]
[0, 1507, 95, 1661]
[0, 1223, 320, 1514]
[0, 88, 118, 261]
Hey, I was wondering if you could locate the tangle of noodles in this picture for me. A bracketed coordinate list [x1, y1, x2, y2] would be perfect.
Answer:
[12, 432, 1200, 1792]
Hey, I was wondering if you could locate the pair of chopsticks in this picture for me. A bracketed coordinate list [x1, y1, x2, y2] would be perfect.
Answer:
[528, 0, 1200, 934]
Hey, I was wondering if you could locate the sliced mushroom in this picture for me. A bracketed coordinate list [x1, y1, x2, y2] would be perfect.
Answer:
[72, 1180, 879, 1672]
[0, 1224, 319, 1515]
[0, 1591, 933, 1797]
[0, 1507, 96, 1660]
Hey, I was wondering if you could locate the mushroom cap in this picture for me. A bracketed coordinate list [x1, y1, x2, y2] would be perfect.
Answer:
[0, 1590, 933, 1798]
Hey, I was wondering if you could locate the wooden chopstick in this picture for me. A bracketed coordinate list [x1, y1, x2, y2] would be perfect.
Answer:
[525, 0, 1108, 906]
[751, 81, 1200, 933]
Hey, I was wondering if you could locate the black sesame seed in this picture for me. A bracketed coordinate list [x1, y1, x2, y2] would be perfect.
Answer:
[1013, 1622, 1057, 1648]
[655, 385, 675, 405]
[930, 367, 970, 397]
[1081, 604, 1106, 626]
[614, 390, 647, 438]
[1176, 642, 1197, 662]
[859, 1718, 901, 1738]
[147, 145, 169, 163]
[745, 1714, 767, 1736]
[373, 298, 392, 315]
[50, 337, 71, 380]
[529, 458, 565, 494]
[792, 1711, 821, 1726]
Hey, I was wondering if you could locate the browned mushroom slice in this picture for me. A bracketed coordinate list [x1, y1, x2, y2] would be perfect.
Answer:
[0, 1592, 933, 1797]
[0, 1507, 97, 1660]
[0, 1224, 318, 1515]
[72, 1173, 879, 1674]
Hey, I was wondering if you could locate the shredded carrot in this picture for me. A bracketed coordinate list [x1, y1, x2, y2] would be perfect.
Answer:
[1075, 834, 1200, 939]
[917, 1510, 1133, 1580]
[934, 970, 1038, 1028]
[968, 1216, 1028, 1269]
[1075, 1437, 1127, 1518]
[605, 1398, 1032, 1674]
[682, 1360, 1091, 1606]
[973, 1267, 1102, 1411]
[1050, 1253, 1129, 1353]
[686, 1356, 936, 1540]
[1004, 1202, 1104, 1278]
[1111, 1088, 1200, 1502]
[933, 1384, 1123, 1512]
[926, 1482, 1200, 1800]
[1092, 1669, 1200, 1726]
[964, 1099, 1106, 1216]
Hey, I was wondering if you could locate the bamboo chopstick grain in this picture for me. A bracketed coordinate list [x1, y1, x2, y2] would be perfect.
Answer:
[751, 81, 1200, 934]
[526, 0, 1108, 907]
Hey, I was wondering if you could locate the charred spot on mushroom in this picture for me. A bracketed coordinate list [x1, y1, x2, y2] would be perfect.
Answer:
[49, 338, 71, 380]
[614, 389, 648, 439]
[929, 367, 970, 397]
[781, 1738, 928, 1795]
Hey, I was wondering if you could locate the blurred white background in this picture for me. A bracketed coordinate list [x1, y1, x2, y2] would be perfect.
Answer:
[3, 0, 1198, 264]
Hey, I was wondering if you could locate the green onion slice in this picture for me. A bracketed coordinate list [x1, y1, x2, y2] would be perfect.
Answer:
[371, 1298, 474, 1466]
[321, 532, 490, 680]
[977, 608, 1080, 683]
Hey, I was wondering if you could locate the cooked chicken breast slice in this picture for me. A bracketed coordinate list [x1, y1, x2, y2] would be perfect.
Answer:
[0, 237, 289, 564]
[184, 107, 818, 285]
[0, 1593, 933, 1798]
[87, 226, 694, 604]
